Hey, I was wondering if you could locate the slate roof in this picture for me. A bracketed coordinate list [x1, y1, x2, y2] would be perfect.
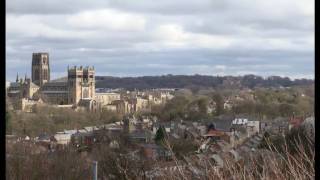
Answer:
[37, 134, 51, 141]
[78, 129, 87, 133]
[63, 130, 77, 134]
[129, 130, 151, 139]
[153, 122, 174, 128]
[50, 76, 68, 82]
[84, 126, 98, 132]
[208, 118, 233, 132]
[100, 123, 122, 130]
[72, 131, 93, 137]
[250, 138, 260, 145]
[42, 81, 67, 87]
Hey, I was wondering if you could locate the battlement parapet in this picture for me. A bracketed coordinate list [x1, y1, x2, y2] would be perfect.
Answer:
[68, 65, 95, 71]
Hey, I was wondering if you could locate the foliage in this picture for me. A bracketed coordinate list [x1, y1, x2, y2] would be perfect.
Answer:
[6, 111, 12, 134]
[6, 143, 91, 180]
[284, 126, 314, 157]
[7, 105, 121, 137]
[159, 95, 191, 121]
[259, 126, 314, 158]
[170, 138, 198, 159]
[146, 84, 313, 122]
[211, 92, 224, 116]
[6, 130, 314, 180]
[91, 144, 152, 179]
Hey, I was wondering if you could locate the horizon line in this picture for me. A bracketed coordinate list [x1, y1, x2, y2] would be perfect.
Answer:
[6, 73, 314, 82]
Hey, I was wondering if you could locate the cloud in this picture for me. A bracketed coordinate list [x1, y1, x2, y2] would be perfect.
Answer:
[66, 9, 146, 31]
[215, 65, 226, 71]
[6, 0, 314, 81]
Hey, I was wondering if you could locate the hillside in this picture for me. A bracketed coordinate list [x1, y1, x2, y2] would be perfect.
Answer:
[95, 74, 314, 90]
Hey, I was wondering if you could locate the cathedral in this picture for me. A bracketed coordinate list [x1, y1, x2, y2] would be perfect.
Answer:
[7, 52, 98, 111]
[7, 52, 174, 113]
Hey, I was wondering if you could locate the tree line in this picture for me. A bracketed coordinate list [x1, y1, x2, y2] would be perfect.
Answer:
[95, 74, 314, 90]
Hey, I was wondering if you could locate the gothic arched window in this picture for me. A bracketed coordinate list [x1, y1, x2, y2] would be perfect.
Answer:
[43, 56, 47, 64]
[35, 69, 39, 80]
[23, 90, 27, 97]
[83, 89, 89, 98]
[43, 70, 47, 80]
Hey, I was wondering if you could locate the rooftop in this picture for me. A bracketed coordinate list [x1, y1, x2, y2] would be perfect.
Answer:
[203, 129, 226, 137]
[42, 81, 68, 87]
[50, 76, 68, 82]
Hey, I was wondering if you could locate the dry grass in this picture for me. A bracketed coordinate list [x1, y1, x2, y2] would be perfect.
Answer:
[6, 131, 314, 180]
[151, 133, 314, 180]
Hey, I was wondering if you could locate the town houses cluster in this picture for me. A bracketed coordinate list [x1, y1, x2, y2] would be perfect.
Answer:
[6, 114, 314, 178]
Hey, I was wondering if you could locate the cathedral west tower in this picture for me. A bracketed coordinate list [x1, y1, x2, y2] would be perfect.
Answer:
[32, 52, 50, 87]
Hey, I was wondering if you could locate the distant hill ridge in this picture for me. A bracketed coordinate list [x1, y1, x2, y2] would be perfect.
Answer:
[94, 74, 314, 90]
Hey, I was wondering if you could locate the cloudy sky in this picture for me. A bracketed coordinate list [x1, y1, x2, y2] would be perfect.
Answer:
[6, 0, 314, 81]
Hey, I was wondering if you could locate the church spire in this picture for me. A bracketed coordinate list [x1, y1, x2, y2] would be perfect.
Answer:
[25, 73, 27, 81]
[16, 73, 19, 82]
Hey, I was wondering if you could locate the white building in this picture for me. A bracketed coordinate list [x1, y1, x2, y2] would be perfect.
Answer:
[246, 121, 260, 136]
[54, 133, 72, 145]
[95, 92, 121, 106]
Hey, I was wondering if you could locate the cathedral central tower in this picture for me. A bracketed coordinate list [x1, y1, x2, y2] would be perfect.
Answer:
[67, 66, 95, 105]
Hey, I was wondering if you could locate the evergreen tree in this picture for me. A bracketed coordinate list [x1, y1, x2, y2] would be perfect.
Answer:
[154, 126, 167, 145]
